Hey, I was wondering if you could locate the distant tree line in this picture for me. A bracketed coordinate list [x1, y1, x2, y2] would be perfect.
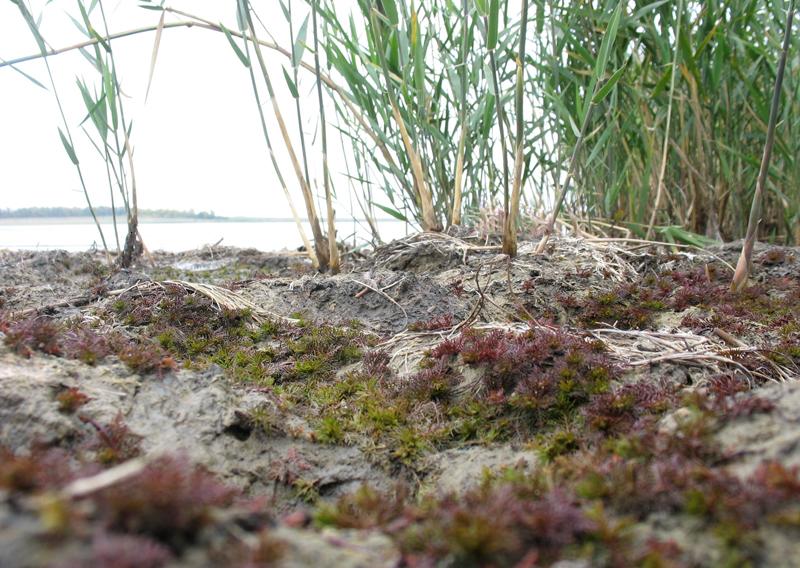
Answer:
[0, 207, 220, 219]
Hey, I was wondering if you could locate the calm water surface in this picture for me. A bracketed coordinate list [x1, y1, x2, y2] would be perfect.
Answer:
[0, 218, 410, 253]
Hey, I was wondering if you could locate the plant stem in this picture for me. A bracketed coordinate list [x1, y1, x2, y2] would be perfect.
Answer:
[645, 0, 684, 240]
[451, 0, 470, 227]
[288, 0, 313, 190]
[503, 0, 529, 257]
[312, 1, 340, 273]
[243, 1, 330, 270]
[731, 0, 795, 291]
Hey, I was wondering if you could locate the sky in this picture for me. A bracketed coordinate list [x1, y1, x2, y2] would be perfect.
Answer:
[0, 0, 362, 219]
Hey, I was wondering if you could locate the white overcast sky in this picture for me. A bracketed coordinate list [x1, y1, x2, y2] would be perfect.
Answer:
[0, 0, 364, 218]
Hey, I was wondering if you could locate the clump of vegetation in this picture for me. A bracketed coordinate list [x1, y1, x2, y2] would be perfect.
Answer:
[112, 288, 253, 352]
[408, 314, 455, 332]
[565, 266, 800, 346]
[319, 481, 601, 565]
[583, 382, 675, 436]
[61, 327, 110, 365]
[80, 413, 143, 466]
[1, 445, 250, 561]
[2, 316, 62, 358]
[114, 339, 177, 376]
[57, 387, 90, 414]
[315, 416, 345, 445]
[540, 430, 580, 462]
[94, 455, 237, 550]
[565, 268, 716, 329]
[267, 447, 312, 488]
[421, 326, 616, 426]
[254, 324, 620, 469]
[315, 485, 408, 530]
[54, 532, 175, 568]
[212, 530, 286, 567]
[0, 446, 79, 494]
[1, 313, 177, 376]
[702, 374, 777, 418]
[109, 287, 369, 386]
[310, 372, 797, 566]
[361, 349, 391, 377]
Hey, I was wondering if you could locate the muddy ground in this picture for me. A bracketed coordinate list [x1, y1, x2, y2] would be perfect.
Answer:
[1, 234, 799, 567]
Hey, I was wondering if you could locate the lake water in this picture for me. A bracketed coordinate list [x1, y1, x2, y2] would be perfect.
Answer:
[0, 218, 411, 253]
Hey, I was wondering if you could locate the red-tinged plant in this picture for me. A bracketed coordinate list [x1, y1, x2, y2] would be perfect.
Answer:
[408, 313, 454, 332]
[404, 485, 595, 565]
[267, 447, 311, 486]
[94, 455, 237, 549]
[707, 374, 749, 399]
[224, 530, 286, 568]
[54, 532, 174, 568]
[459, 329, 506, 364]
[450, 280, 465, 298]
[0, 446, 80, 494]
[416, 326, 618, 426]
[57, 387, 90, 414]
[670, 282, 720, 312]
[757, 249, 787, 266]
[429, 335, 465, 359]
[0, 447, 43, 493]
[750, 461, 800, 502]
[116, 340, 177, 375]
[583, 383, 675, 435]
[402, 359, 460, 403]
[61, 327, 110, 365]
[701, 374, 775, 418]
[635, 538, 685, 567]
[315, 485, 408, 530]
[361, 349, 391, 377]
[81, 413, 142, 465]
[519, 488, 597, 551]
[3, 316, 62, 357]
[723, 396, 776, 419]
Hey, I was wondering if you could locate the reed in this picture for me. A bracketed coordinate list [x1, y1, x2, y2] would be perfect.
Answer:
[501, 0, 529, 256]
[731, 0, 796, 291]
[3, 0, 798, 257]
[10, 0, 146, 266]
[10, 0, 110, 260]
[312, 0, 341, 272]
[241, 0, 332, 270]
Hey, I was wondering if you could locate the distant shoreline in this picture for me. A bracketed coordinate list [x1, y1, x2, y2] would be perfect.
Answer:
[0, 216, 403, 226]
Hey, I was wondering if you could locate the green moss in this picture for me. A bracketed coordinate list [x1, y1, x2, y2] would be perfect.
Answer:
[391, 427, 429, 466]
[156, 330, 178, 351]
[316, 416, 345, 444]
[290, 312, 310, 328]
[338, 344, 363, 363]
[294, 356, 327, 379]
[292, 478, 319, 503]
[254, 320, 282, 340]
[246, 406, 280, 434]
[575, 472, 608, 500]
[446, 401, 507, 443]
[684, 488, 709, 516]
[365, 404, 402, 432]
[541, 430, 580, 462]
